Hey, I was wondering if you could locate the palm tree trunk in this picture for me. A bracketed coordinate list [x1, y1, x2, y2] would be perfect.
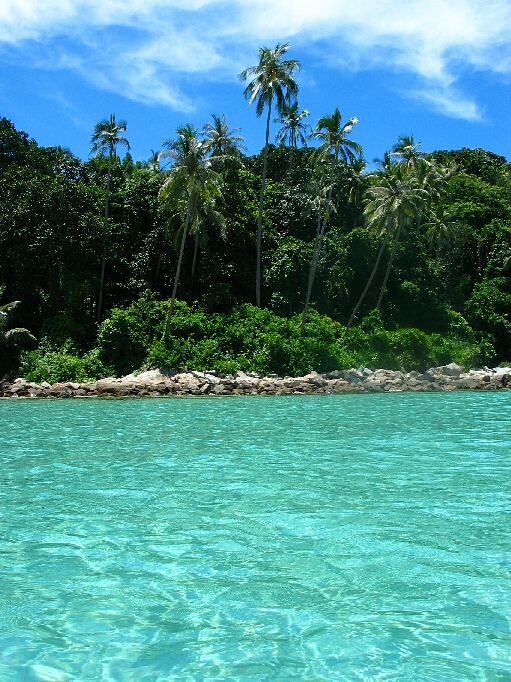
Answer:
[377, 223, 403, 309]
[164, 210, 191, 341]
[256, 97, 272, 308]
[96, 152, 112, 324]
[300, 214, 322, 336]
[300, 183, 333, 336]
[347, 233, 389, 330]
[190, 231, 199, 296]
[289, 130, 295, 171]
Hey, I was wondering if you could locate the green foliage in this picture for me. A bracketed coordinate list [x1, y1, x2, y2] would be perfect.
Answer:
[465, 277, 511, 360]
[2, 115, 511, 375]
[343, 309, 482, 371]
[94, 299, 487, 378]
[20, 340, 112, 384]
[432, 148, 508, 185]
[96, 296, 168, 376]
[136, 303, 344, 376]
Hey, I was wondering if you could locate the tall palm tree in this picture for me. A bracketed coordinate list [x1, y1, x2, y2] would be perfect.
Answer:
[275, 100, 310, 169]
[308, 109, 361, 250]
[90, 114, 129, 323]
[159, 124, 224, 340]
[300, 168, 334, 336]
[202, 114, 246, 159]
[300, 109, 361, 334]
[239, 43, 299, 307]
[347, 161, 428, 328]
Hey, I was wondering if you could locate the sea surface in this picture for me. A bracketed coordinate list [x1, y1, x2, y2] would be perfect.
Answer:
[0, 393, 510, 681]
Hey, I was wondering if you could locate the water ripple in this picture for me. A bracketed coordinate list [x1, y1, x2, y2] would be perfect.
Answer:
[0, 393, 510, 680]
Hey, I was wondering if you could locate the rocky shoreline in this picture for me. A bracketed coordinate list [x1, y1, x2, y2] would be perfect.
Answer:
[1, 363, 511, 398]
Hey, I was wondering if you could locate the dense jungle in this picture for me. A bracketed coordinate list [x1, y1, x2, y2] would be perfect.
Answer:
[1, 111, 510, 382]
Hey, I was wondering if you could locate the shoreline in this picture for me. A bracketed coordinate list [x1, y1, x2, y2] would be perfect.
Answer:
[2, 363, 510, 399]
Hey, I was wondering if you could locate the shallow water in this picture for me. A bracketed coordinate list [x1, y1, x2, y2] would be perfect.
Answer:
[0, 393, 510, 681]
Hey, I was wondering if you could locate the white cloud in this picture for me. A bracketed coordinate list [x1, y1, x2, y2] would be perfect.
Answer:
[1, 0, 510, 118]
[408, 86, 483, 121]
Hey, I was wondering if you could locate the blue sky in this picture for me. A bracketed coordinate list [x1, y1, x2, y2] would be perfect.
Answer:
[1, 0, 511, 165]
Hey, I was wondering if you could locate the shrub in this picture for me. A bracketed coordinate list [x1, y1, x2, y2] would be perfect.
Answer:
[92, 299, 490, 377]
[20, 340, 112, 383]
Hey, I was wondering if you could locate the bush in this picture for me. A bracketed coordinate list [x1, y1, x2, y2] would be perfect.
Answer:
[92, 299, 490, 378]
[145, 305, 344, 376]
[344, 309, 484, 372]
[20, 340, 112, 383]
[96, 296, 168, 376]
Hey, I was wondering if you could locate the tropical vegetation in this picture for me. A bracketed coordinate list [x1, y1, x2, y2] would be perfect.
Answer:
[1, 47, 510, 381]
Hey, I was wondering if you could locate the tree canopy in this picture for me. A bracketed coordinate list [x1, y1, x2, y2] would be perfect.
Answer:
[1, 109, 510, 380]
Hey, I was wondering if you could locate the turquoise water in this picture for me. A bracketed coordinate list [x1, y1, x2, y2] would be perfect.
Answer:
[0, 393, 510, 681]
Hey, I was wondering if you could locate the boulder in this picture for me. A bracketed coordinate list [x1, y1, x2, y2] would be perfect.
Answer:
[458, 373, 483, 389]
[440, 362, 464, 377]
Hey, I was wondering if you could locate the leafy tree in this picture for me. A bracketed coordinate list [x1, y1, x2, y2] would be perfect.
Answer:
[239, 43, 300, 307]
[90, 114, 130, 322]
[432, 147, 508, 185]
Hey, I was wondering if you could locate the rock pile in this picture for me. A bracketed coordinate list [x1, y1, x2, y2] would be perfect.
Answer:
[1, 363, 510, 398]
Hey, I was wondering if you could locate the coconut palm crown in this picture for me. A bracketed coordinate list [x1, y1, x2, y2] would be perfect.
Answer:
[202, 114, 246, 158]
[310, 108, 361, 166]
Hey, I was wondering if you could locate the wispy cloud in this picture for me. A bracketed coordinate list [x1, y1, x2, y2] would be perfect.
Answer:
[408, 86, 483, 121]
[1, 0, 510, 118]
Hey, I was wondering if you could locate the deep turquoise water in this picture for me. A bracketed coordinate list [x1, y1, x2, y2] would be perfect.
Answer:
[0, 393, 510, 681]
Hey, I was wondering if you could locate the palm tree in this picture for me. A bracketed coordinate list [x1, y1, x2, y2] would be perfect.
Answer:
[0, 293, 35, 348]
[300, 168, 334, 336]
[390, 134, 426, 170]
[148, 149, 161, 172]
[308, 108, 361, 247]
[300, 109, 361, 334]
[423, 204, 460, 267]
[159, 124, 224, 339]
[202, 114, 246, 159]
[90, 114, 129, 323]
[239, 43, 300, 307]
[310, 109, 361, 168]
[347, 161, 428, 328]
[275, 100, 310, 169]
